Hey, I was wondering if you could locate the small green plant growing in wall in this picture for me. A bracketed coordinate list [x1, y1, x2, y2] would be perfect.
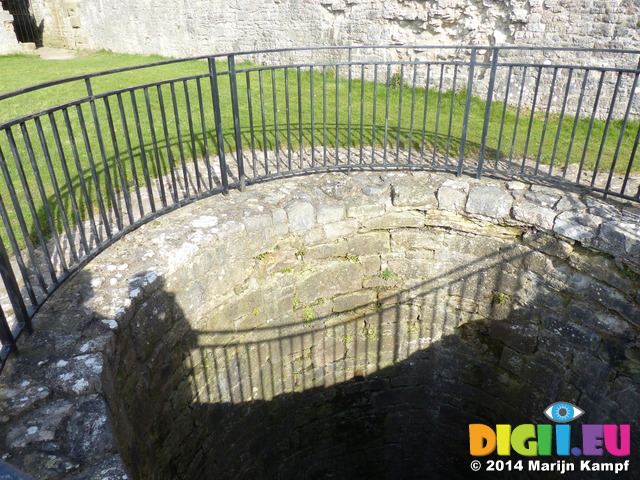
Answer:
[381, 268, 394, 281]
[341, 334, 355, 343]
[303, 305, 315, 323]
[292, 293, 301, 308]
[492, 292, 510, 305]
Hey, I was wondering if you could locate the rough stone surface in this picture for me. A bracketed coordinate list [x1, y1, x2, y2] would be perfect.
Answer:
[0, 171, 639, 479]
[27, 0, 640, 62]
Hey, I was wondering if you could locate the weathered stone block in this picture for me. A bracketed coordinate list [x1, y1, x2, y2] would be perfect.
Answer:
[285, 201, 316, 232]
[512, 200, 556, 230]
[391, 178, 437, 207]
[554, 211, 602, 241]
[361, 211, 425, 230]
[465, 186, 512, 218]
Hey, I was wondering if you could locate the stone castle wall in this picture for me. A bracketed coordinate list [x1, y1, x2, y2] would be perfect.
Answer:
[0, 7, 35, 54]
[28, 0, 640, 58]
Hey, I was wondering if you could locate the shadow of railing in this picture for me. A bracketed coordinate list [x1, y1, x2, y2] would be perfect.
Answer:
[104, 235, 640, 479]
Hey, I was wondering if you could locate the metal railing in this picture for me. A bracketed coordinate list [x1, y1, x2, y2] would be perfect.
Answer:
[1, 45, 640, 371]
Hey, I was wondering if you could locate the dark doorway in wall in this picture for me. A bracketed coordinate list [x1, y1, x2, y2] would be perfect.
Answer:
[1, 0, 43, 46]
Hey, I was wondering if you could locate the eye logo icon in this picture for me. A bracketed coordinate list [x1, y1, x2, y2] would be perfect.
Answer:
[544, 402, 584, 423]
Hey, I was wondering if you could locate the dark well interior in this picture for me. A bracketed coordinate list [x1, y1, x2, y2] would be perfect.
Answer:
[103, 224, 640, 480]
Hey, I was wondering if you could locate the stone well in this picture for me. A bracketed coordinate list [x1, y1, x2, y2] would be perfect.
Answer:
[1, 171, 639, 479]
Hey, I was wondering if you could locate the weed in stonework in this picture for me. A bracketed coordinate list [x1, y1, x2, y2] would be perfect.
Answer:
[492, 292, 509, 305]
[381, 268, 394, 281]
[303, 305, 315, 323]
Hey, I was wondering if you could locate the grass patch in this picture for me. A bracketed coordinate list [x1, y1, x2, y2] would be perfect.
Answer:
[0, 51, 637, 255]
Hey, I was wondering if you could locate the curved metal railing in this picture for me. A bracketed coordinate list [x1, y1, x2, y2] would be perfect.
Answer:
[1, 45, 640, 371]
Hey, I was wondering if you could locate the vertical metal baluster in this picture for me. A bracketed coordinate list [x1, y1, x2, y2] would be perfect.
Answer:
[549, 68, 573, 177]
[420, 64, 431, 163]
[495, 65, 513, 171]
[2, 130, 52, 289]
[407, 64, 418, 165]
[0, 188, 37, 306]
[383, 64, 392, 166]
[310, 66, 316, 168]
[143, 88, 167, 207]
[284, 68, 293, 170]
[157, 85, 180, 202]
[521, 66, 543, 173]
[0, 305, 18, 363]
[85, 79, 122, 231]
[534, 67, 559, 175]
[577, 70, 605, 184]
[19, 122, 68, 274]
[347, 50, 353, 165]
[245, 72, 258, 179]
[563, 69, 589, 178]
[183, 80, 203, 193]
[395, 64, 405, 164]
[258, 70, 269, 176]
[477, 48, 499, 179]
[591, 70, 622, 187]
[508, 66, 528, 170]
[116, 93, 145, 218]
[63, 107, 101, 244]
[228, 55, 245, 189]
[434, 64, 445, 166]
[103, 97, 134, 225]
[607, 68, 639, 194]
[34, 116, 78, 264]
[170, 83, 189, 199]
[458, 48, 476, 176]
[358, 64, 365, 165]
[371, 64, 378, 164]
[621, 122, 640, 198]
[297, 67, 304, 170]
[335, 65, 340, 165]
[196, 78, 214, 190]
[323, 66, 328, 166]
[49, 111, 90, 257]
[130, 91, 157, 211]
[445, 64, 458, 161]
[0, 235, 30, 333]
[271, 69, 281, 174]
[208, 58, 229, 193]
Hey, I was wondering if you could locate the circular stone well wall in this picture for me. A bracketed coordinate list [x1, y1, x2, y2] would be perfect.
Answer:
[102, 172, 640, 479]
[2, 171, 640, 479]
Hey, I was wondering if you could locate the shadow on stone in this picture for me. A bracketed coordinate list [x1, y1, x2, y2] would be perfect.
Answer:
[105, 241, 640, 479]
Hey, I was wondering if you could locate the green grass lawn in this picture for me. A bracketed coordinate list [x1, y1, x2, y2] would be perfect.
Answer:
[0, 51, 637, 255]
